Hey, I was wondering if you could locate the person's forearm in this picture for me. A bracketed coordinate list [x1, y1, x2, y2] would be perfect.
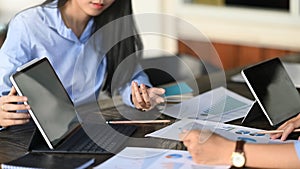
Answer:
[244, 143, 300, 168]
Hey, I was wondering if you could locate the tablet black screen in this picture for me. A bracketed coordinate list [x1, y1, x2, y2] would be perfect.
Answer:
[11, 58, 80, 148]
[242, 58, 300, 126]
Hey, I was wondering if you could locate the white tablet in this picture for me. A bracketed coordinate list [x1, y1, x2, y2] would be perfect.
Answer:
[241, 57, 300, 126]
[10, 57, 80, 149]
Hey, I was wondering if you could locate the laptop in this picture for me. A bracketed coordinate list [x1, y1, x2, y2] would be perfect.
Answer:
[241, 57, 300, 127]
[10, 57, 136, 153]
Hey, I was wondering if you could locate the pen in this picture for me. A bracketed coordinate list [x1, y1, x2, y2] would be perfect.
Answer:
[106, 119, 171, 124]
[255, 128, 300, 134]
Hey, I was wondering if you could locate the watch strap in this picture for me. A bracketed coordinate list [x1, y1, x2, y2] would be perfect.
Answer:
[235, 140, 246, 153]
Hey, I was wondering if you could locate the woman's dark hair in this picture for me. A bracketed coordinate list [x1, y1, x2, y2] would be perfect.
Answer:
[0, 24, 8, 48]
[42, 0, 143, 95]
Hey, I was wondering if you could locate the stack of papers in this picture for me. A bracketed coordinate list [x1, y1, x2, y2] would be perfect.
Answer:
[146, 119, 290, 144]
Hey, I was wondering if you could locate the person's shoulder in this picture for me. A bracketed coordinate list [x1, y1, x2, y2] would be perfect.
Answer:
[13, 6, 41, 20]
[10, 5, 47, 26]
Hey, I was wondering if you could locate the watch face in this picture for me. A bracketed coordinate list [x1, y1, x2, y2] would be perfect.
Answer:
[231, 152, 246, 168]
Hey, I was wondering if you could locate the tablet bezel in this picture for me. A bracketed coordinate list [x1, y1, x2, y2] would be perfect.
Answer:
[9, 57, 80, 150]
[10, 58, 54, 149]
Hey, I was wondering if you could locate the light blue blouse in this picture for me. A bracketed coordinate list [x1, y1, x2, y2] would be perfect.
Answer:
[0, 3, 151, 106]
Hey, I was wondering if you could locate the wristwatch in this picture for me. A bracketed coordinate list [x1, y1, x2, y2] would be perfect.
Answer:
[231, 140, 246, 168]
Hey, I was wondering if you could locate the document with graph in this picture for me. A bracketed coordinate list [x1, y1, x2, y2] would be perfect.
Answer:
[162, 87, 254, 122]
[146, 119, 291, 144]
[94, 147, 230, 169]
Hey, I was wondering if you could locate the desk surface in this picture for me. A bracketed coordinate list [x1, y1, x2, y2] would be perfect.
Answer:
[1, 54, 300, 168]
[0, 106, 183, 167]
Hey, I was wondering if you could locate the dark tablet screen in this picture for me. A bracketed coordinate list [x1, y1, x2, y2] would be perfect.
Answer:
[10, 58, 80, 148]
[242, 58, 300, 126]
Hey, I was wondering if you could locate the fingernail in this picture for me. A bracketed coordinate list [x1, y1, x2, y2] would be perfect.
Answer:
[159, 98, 165, 103]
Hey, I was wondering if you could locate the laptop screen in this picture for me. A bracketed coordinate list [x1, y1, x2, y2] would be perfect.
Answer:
[10, 58, 80, 149]
[242, 58, 300, 126]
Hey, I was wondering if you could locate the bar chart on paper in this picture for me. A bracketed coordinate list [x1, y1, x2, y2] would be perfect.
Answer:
[94, 147, 230, 169]
[162, 87, 254, 122]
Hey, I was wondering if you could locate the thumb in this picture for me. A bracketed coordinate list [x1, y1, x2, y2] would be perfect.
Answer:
[8, 86, 17, 96]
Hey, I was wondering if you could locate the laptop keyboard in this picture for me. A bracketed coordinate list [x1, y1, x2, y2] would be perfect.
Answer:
[62, 124, 137, 153]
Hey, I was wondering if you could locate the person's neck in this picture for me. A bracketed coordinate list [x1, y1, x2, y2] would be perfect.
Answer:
[60, 2, 91, 38]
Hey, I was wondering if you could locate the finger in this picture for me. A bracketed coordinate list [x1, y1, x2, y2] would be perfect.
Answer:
[132, 82, 146, 108]
[276, 122, 288, 131]
[179, 130, 189, 141]
[131, 82, 143, 109]
[1, 118, 30, 127]
[188, 142, 199, 153]
[2, 111, 30, 120]
[270, 133, 283, 140]
[148, 87, 165, 95]
[280, 125, 295, 141]
[131, 81, 136, 96]
[1, 95, 28, 104]
[131, 82, 139, 108]
[146, 94, 164, 105]
[154, 95, 165, 104]
[270, 122, 289, 139]
[140, 84, 151, 108]
[182, 138, 191, 147]
[2, 103, 30, 112]
[293, 118, 300, 128]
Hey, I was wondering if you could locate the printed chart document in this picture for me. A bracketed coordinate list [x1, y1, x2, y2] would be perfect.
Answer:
[162, 87, 254, 122]
[146, 119, 289, 144]
[94, 147, 230, 169]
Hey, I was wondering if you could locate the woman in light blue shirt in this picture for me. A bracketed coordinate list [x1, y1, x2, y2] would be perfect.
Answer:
[0, 0, 165, 128]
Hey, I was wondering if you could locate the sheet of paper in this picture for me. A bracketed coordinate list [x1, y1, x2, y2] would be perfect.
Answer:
[231, 62, 300, 88]
[146, 119, 289, 144]
[162, 87, 254, 122]
[94, 147, 230, 169]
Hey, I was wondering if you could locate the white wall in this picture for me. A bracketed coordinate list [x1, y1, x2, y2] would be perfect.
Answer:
[170, 0, 300, 51]
[132, 0, 166, 58]
[0, 0, 44, 23]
